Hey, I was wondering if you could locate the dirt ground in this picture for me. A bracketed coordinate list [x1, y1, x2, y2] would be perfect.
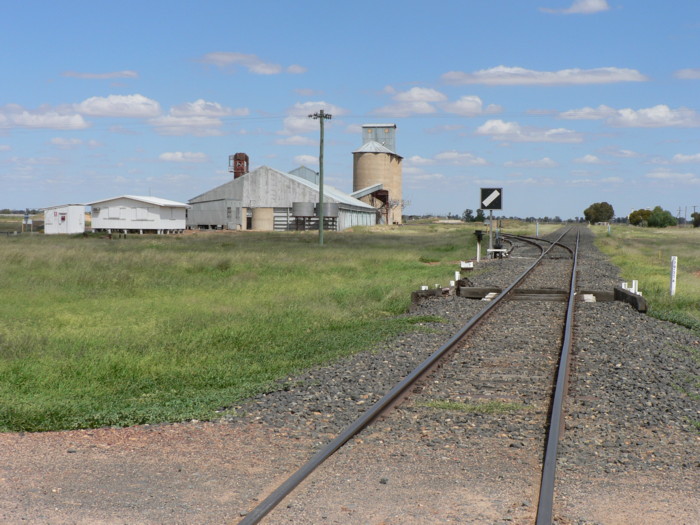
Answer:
[1, 419, 698, 524]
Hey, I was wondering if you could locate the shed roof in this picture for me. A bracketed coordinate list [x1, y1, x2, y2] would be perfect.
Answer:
[42, 204, 86, 211]
[86, 195, 190, 208]
[189, 165, 375, 211]
[351, 183, 384, 199]
[278, 167, 375, 210]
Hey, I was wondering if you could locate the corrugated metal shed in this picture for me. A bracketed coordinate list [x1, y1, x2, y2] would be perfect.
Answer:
[188, 166, 376, 231]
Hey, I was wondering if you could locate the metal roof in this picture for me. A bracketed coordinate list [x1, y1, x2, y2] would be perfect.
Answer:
[42, 204, 86, 210]
[86, 195, 190, 208]
[351, 183, 384, 199]
[188, 166, 376, 211]
[279, 168, 375, 210]
[352, 140, 396, 154]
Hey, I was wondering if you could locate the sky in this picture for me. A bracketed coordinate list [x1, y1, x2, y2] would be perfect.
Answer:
[1, 0, 700, 220]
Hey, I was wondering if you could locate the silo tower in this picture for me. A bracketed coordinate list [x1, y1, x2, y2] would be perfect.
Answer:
[353, 124, 403, 224]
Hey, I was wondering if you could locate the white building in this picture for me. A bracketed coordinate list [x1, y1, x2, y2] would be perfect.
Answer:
[43, 204, 86, 235]
[187, 165, 377, 231]
[87, 195, 189, 234]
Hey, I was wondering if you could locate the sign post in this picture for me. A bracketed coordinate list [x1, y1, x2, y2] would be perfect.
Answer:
[480, 188, 503, 258]
[670, 256, 678, 296]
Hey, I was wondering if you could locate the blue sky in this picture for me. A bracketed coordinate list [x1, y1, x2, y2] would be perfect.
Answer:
[1, 0, 699, 219]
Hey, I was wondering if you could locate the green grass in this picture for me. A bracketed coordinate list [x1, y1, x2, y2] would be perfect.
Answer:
[592, 225, 700, 330]
[420, 399, 529, 414]
[0, 224, 489, 432]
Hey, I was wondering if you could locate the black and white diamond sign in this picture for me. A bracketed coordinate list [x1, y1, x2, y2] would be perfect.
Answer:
[480, 188, 502, 210]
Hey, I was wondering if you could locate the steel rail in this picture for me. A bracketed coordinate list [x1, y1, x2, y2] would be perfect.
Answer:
[238, 228, 572, 525]
[536, 228, 580, 525]
[502, 233, 574, 259]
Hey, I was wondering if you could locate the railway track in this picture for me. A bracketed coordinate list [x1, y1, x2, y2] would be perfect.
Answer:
[240, 227, 582, 524]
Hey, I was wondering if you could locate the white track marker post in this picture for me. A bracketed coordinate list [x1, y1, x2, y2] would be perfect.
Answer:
[670, 256, 678, 296]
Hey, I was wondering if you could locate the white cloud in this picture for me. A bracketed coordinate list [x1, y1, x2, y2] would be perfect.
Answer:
[646, 168, 700, 183]
[405, 155, 435, 166]
[675, 68, 700, 80]
[442, 66, 647, 86]
[375, 87, 445, 117]
[540, 0, 610, 15]
[394, 87, 447, 103]
[294, 154, 318, 166]
[672, 153, 700, 163]
[376, 87, 500, 118]
[504, 157, 558, 168]
[276, 135, 316, 146]
[476, 119, 583, 142]
[604, 148, 640, 158]
[559, 105, 617, 119]
[159, 152, 209, 163]
[0, 104, 89, 130]
[62, 70, 138, 79]
[200, 52, 305, 75]
[150, 99, 247, 136]
[50, 137, 83, 149]
[375, 100, 438, 118]
[600, 177, 624, 183]
[441, 95, 502, 116]
[560, 104, 700, 128]
[434, 150, 488, 166]
[279, 101, 345, 135]
[574, 154, 604, 164]
[150, 115, 224, 136]
[76, 94, 161, 117]
[608, 105, 700, 127]
[170, 99, 248, 118]
[0, 144, 10, 151]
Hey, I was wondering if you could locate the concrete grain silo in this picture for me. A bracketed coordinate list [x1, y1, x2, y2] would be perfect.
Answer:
[352, 124, 403, 224]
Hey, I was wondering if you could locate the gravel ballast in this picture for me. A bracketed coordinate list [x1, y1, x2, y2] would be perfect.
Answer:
[234, 227, 699, 524]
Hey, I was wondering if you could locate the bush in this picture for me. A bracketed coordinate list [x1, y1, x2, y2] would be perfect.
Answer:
[692, 212, 700, 228]
[629, 208, 651, 226]
[647, 206, 677, 228]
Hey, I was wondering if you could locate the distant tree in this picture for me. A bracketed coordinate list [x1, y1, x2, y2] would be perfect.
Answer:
[647, 206, 677, 228]
[475, 209, 485, 222]
[583, 202, 614, 223]
[629, 208, 652, 226]
[692, 212, 700, 228]
[462, 209, 474, 222]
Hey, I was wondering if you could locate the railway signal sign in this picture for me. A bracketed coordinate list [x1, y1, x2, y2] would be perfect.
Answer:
[480, 188, 502, 210]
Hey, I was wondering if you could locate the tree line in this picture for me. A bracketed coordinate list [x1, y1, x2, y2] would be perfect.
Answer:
[585, 201, 699, 228]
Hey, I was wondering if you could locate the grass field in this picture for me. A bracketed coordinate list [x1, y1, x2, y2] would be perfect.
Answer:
[593, 224, 700, 330]
[6, 221, 690, 433]
[1, 223, 506, 432]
